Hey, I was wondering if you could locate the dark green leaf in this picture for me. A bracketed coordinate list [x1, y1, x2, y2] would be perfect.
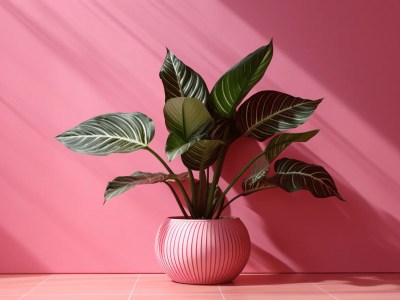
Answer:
[165, 133, 199, 161]
[182, 140, 224, 170]
[269, 158, 344, 200]
[242, 156, 276, 194]
[236, 91, 322, 141]
[55, 113, 154, 156]
[105, 171, 188, 202]
[160, 49, 209, 103]
[266, 130, 319, 162]
[208, 41, 273, 118]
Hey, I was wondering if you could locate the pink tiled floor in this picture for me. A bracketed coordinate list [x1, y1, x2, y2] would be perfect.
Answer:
[0, 273, 399, 299]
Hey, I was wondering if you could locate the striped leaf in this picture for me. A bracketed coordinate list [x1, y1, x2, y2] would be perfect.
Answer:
[105, 171, 188, 202]
[165, 133, 199, 161]
[55, 113, 154, 155]
[164, 97, 212, 160]
[208, 41, 273, 118]
[242, 176, 276, 195]
[236, 91, 322, 141]
[269, 158, 344, 200]
[160, 49, 209, 103]
[182, 140, 224, 170]
[266, 130, 319, 162]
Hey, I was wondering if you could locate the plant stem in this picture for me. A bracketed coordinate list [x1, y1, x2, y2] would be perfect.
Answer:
[188, 169, 197, 218]
[164, 182, 188, 218]
[146, 146, 194, 216]
[214, 151, 266, 216]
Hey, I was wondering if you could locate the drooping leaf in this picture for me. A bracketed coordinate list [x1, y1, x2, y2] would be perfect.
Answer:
[266, 130, 319, 162]
[160, 49, 209, 103]
[208, 41, 273, 118]
[182, 140, 224, 170]
[269, 158, 344, 200]
[236, 91, 322, 141]
[165, 133, 199, 161]
[164, 97, 212, 139]
[105, 171, 188, 202]
[55, 113, 154, 155]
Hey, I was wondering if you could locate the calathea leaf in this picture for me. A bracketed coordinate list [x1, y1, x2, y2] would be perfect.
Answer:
[160, 49, 209, 103]
[105, 171, 188, 202]
[55, 113, 154, 155]
[236, 91, 322, 141]
[269, 158, 344, 200]
[266, 130, 319, 162]
[181, 140, 224, 170]
[165, 133, 199, 161]
[164, 97, 213, 160]
[208, 40, 273, 118]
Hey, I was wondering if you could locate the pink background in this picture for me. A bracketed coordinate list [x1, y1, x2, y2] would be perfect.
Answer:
[1, 0, 400, 273]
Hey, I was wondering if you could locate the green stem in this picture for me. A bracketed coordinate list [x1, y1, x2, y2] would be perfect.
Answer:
[205, 148, 227, 218]
[164, 182, 188, 218]
[214, 151, 266, 216]
[188, 169, 197, 218]
[146, 147, 194, 216]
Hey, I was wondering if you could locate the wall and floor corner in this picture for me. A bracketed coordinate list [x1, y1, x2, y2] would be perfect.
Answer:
[1, 0, 400, 273]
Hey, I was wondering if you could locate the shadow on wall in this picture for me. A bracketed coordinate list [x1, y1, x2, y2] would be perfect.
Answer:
[220, 136, 400, 272]
[219, 0, 400, 148]
[0, 227, 48, 273]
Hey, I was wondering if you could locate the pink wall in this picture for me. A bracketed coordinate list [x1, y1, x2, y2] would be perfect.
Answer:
[1, 0, 400, 273]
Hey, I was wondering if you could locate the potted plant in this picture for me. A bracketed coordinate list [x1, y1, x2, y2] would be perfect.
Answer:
[56, 40, 343, 284]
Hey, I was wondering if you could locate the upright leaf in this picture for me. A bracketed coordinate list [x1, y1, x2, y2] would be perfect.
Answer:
[164, 97, 213, 160]
[55, 113, 154, 155]
[160, 49, 209, 103]
[208, 41, 273, 118]
[269, 158, 344, 200]
[182, 140, 224, 170]
[236, 91, 322, 141]
[105, 171, 188, 202]
[266, 130, 319, 162]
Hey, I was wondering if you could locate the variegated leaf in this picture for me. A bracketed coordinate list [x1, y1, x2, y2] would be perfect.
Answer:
[160, 49, 209, 103]
[105, 171, 188, 202]
[165, 133, 199, 161]
[208, 41, 273, 118]
[266, 130, 319, 162]
[55, 113, 154, 155]
[182, 140, 224, 170]
[236, 91, 322, 141]
[269, 158, 344, 200]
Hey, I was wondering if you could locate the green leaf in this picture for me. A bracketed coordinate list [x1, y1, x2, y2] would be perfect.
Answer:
[55, 113, 154, 156]
[269, 158, 344, 200]
[266, 130, 319, 162]
[182, 140, 224, 170]
[160, 49, 209, 103]
[164, 97, 212, 139]
[165, 133, 199, 161]
[105, 171, 188, 202]
[208, 41, 273, 118]
[236, 91, 322, 141]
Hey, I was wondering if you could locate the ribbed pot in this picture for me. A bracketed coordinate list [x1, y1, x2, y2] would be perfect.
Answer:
[155, 217, 251, 285]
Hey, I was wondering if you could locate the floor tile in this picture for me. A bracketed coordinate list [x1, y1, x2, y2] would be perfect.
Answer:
[27, 274, 137, 295]
[133, 274, 220, 295]
[220, 274, 321, 294]
[22, 295, 128, 300]
[131, 295, 223, 300]
[337, 293, 400, 299]
[0, 274, 51, 296]
[223, 294, 333, 300]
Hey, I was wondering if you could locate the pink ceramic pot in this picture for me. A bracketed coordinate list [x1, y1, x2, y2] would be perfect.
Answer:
[155, 217, 251, 284]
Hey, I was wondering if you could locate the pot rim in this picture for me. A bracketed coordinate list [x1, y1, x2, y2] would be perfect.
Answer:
[167, 216, 240, 222]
